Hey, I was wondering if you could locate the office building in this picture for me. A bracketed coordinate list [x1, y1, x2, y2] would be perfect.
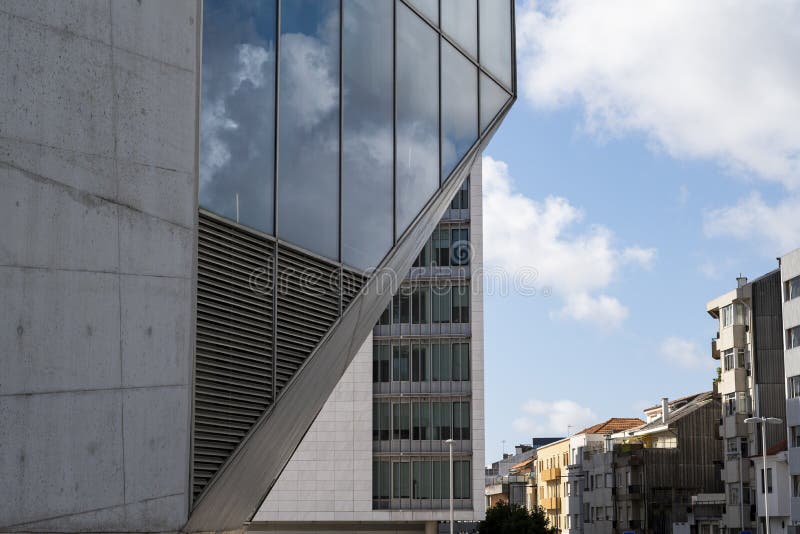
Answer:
[0, 1, 516, 532]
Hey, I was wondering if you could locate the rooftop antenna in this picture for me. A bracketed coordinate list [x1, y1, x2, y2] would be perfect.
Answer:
[567, 425, 573, 436]
[501, 440, 506, 456]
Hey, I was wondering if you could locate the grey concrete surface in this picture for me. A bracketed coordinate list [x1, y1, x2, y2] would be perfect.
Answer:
[0, 0, 200, 531]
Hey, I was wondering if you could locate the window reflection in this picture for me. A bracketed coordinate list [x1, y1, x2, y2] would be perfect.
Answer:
[480, 71, 511, 133]
[479, 0, 512, 88]
[277, 0, 340, 259]
[199, 0, 277, 234]
[441, 41, 478, 181]
[441, 0, 477, 58]
[396, 2, 439, 234]
[342, 0, 394, 270]
[406, 0, 439, 25]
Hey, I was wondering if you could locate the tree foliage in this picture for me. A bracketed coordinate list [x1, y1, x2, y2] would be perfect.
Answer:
[478, 501, 558, 534]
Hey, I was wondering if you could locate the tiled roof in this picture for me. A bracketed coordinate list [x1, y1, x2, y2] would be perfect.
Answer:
[577, 417, 645, 436]
[510, 457, 534, 472]
[767, 440, 788, 456]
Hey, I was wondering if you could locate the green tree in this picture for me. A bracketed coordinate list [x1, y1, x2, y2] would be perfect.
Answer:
[478, 501, 557, 534]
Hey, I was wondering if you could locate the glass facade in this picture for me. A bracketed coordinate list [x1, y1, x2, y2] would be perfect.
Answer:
[200, 0, 514, 270]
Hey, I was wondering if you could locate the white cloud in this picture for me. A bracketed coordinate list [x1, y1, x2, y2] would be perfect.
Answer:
[482, 155, 654, 327]
[512, 399, 598, 436]
[517, 0, 800, 189]
[659, 336, 711, 370]
[703, 192, 800, 255]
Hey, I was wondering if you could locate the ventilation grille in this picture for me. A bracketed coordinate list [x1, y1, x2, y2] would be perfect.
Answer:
[193, 213, 274, 502]
[341, 268, 366, 312]
[192, 213, 360, 506]
[274, 245, 340, 395]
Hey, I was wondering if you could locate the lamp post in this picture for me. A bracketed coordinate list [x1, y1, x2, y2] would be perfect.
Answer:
[446, 438, 454, 534]
[744, 416, 783, 534]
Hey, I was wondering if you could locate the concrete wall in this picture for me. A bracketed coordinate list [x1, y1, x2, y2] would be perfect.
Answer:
[0, 1, 199, 531]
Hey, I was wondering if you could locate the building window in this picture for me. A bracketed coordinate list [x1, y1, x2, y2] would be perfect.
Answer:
[788, 326, 800, 350]
[721, 304, 734, 328]
[723, 349, 734, 371]
[791, 426, 800, 448]
[724, 393, 736, 416]
[789, 375, 800, 398]
[787, 276, 800, 301]
[393, 403, 410, 440]
[726, 438, 739, 455]
[393, 461, 411, 498]
[793, 475, 800, 498]
[450, 179, 470, 210]
[729, 484, 739, 505]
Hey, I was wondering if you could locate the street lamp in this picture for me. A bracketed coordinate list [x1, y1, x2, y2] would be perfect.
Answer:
[744, 416, 783, 534]
[446, 438, 454, 534]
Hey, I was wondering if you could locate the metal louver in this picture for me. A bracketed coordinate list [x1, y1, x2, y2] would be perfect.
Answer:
[192, 212, 369, 505]
[274, 245, 340, 395]
[193, 212, 274, 501]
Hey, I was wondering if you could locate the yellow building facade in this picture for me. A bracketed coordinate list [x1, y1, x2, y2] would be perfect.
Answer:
[535, 437, 570, 532]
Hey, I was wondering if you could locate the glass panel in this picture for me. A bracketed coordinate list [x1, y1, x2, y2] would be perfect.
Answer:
[200, 0, 277, 234]
[479, 0, 512, 88]
[380, 461, 391, 498]
[441, 0, 477, 58]
[480, 71, 510, 133]
[277, 0, 340, 259]
[397, 2, 439, 233]
[342, 0, 394, 269]
[441, 41, 478, 181]
[407, 0, 439, 25]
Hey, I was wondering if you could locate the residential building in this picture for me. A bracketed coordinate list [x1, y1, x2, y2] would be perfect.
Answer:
[752, 441, 790, 534]
[0, 1, 515, 533]
[689, 494, 725, 534]
[485, 445, 537, 509]
[565, 418, 645, 534]
[708, 272, 786, 534]
[577, 393, 722, 534]
[780, 248, 800, 527]
[537, 438, 571, 531]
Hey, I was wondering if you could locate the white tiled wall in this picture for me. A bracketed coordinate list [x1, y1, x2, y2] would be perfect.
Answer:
[255, 335, 374, 522]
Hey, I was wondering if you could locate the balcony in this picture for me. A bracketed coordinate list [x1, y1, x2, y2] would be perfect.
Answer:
[711, 335, 720, 359]
[540, 497, 561, 510]
[540, 467, 561, 482]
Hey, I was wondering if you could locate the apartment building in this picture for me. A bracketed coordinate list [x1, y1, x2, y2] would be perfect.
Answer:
[752, 442, 790, 534]
[0, 1, 516, 532]
[564, 419, 645, 534]
[708, 272, 786, 534]
[781, 249, 800, 528]
[485, 444, 536, 509]
[537, 438, 571, 531]
[580, 393, 722, 534]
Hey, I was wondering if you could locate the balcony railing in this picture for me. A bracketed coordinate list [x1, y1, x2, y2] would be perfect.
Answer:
[540, 467, 561, 482]
[540, 497, 561, 510]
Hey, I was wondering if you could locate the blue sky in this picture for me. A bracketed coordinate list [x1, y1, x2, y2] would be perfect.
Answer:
[481, 0, 800, 463]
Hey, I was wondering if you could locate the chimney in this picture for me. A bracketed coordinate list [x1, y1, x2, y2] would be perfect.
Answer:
[737, 275, 748, 288]
[661, 397, 669, 423]
[515, 445, 523, 455]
